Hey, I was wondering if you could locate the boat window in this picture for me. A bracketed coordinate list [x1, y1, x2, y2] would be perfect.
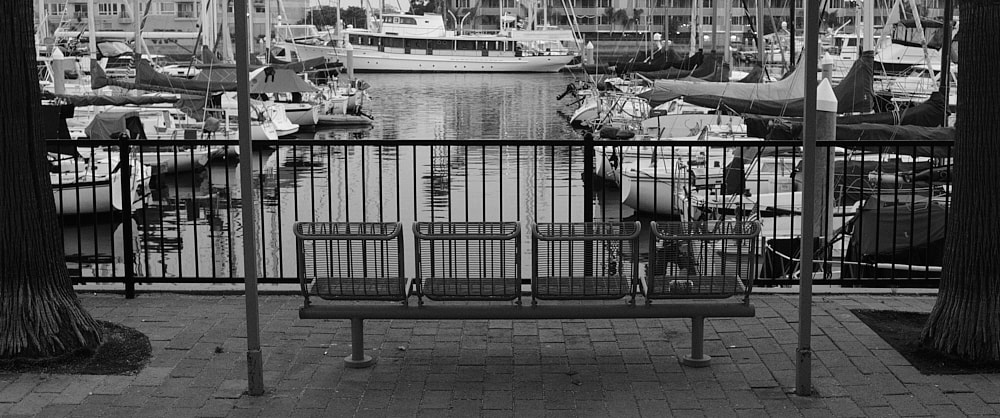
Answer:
[456, 40, 477, 50]
[846, 38, 857, 46]
[385, 37, 405, 48]
[399, 16, 417, 25]
[406, 39, 428, 49]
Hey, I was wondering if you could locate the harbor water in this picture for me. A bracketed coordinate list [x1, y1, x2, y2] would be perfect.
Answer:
[64, 72, 645, 283]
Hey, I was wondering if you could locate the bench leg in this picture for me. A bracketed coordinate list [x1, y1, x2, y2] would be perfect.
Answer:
[344, 318, 376, 368]
[682, 316, 711, 367]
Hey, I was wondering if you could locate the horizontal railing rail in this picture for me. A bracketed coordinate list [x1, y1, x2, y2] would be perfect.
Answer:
[50, 136, 954, 293]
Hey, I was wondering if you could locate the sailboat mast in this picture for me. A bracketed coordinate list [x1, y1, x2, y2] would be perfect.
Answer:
[788, 0, 793, 68]
[863, 0, 873, 50]
[87, 0, 97, 59]
[724, 0, 731, 65]
[711, 0, 718, 51]
[755, 0, 763, 65]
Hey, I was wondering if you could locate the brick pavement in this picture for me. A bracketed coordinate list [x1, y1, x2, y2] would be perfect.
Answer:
[1, 293, 998, 417]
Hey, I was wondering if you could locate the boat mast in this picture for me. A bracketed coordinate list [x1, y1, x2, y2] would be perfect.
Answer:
[724, 0, 731, 65]
[87, 0, 97, 60]
[755, 0, 763, 65]
[787, 0, 793, 69]
[689, 1, 697, 53]
[862, 0, 873, 51]
[711, 0, 718, 52]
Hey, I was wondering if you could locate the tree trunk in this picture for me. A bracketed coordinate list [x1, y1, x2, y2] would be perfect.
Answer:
[920, 0, 1000, 362]
[0, 0, 103, 358]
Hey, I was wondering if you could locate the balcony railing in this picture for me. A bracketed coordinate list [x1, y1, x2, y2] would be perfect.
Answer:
[49, 136, 953, 295]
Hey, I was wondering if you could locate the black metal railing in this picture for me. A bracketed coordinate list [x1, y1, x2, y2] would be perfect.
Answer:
[50, 136, 953, 293]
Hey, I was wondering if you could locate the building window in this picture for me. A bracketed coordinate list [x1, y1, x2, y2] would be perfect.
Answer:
[98, 3, 119, 16]
[702, 16, 712, 25]
[456, 0, 470, 7]
[73, 3, 88, 17]
[159, 2, 175, 15]
[50, 3, 67, 15]
[177, 2, 197, 18]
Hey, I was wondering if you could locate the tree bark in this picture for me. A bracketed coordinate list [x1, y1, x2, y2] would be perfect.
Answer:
[0, 0, 103, 358]
[921, 0, 1000, 362]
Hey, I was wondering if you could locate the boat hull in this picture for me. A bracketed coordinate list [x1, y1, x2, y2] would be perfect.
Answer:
[278, 42, 571, 73]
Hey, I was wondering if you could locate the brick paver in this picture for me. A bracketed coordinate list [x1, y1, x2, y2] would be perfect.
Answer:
[1, 293, 998, 416]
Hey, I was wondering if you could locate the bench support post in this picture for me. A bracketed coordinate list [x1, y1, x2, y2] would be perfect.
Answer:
[682, 316, 711, 367]
[344, 318, 376, 368]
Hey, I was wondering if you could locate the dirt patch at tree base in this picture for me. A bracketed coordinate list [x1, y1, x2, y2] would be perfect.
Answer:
[852, 309, 1000, 375]
[0, 321, 151, 375]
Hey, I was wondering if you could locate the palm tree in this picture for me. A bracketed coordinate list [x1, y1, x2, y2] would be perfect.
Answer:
[630, 8, 645, 32]
[1, 0, 104, 359]
[605, 7, 616, 32]
[613, 9, 631, 33]
[920, 0, 1000, 363]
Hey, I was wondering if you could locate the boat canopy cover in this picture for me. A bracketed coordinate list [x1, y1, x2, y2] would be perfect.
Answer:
[42, 91, 180, 106]
[136, 60, 237, 93]
[195, 66, 318, 93]
[638, 52, 810, 107]
[681, 51, 874, 116]
[97, 41, 132, 58]
[737, 63, 766, 83]
[843, 197, 947, 278]
[745, 90, 948, 138]
[84, 109, 147, 140]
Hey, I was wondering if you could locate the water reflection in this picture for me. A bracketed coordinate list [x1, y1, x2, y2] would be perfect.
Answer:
[68, 73, 604, 282]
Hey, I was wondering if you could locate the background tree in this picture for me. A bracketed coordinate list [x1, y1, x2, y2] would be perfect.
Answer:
[921, 0, 1000, 363]
[629, 8, 644, 31]
[342, 6, 369, 29]
[612, 9, 631, 33]
[1, 0, 103, 358]
[604, 7, 616, 32]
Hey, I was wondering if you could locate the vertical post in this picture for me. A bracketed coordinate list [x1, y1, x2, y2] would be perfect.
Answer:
[712, 0, 718, 51]
[583, 132, 594, 275]
[756, 0, 764, 65]
[87, 0, 97, 62]
[796, 0, 821, 397]
[723, 0, 732, 66]
[51, 48, 66, 95]
[682, 317, 711, 367]
[821, 56, 836, 240]
[235, 0, 265, 397]
[863, 0, 874, 51]
[119, 135, 136, 300]
[939, 0, 953, 127]
[345, 318, 376, 367]
[345, 41, 355, 80]
[788, 0, 795, 69]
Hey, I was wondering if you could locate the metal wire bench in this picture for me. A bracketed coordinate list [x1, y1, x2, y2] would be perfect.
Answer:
[296, 221, 759, 369]
[531, 222, 641, 302]
[413, 221, 522, 303]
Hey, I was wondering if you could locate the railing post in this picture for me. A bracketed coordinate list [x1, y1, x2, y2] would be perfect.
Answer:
[119, 135, 136, 299]
[582, 132, 595, 276]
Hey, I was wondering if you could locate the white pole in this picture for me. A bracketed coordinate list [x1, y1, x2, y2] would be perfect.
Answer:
[863, 0, 874, 51]
[87, 0, 98, 60]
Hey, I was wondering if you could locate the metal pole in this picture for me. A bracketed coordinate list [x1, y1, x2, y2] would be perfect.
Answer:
[120, 134, 135, 299]
[788, 0, 795, 69]
[939, 0, 953, 126]
[234, 0, 265, 397]
[756, 0, 764, 65]
[712, 0, 719, 51]
[863, 0, 873, 51]
[795, 0, 821, 397]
